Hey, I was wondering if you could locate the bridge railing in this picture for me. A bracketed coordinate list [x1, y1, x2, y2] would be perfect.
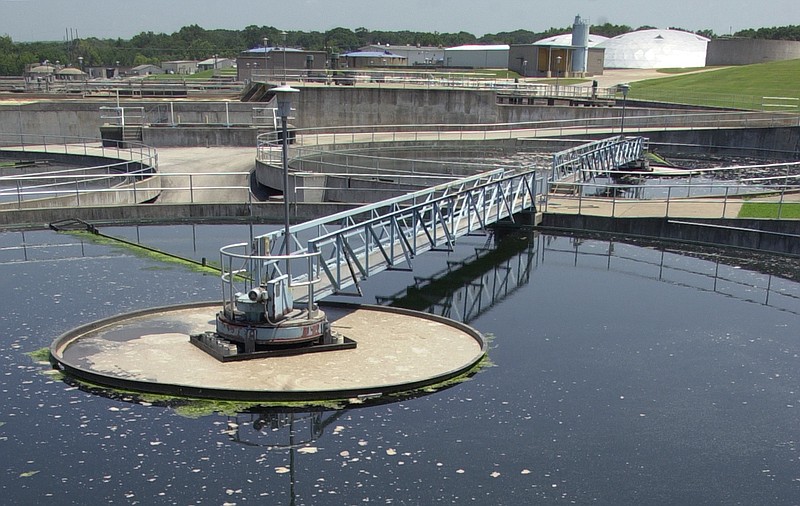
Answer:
[239, 168, 543, 303]
[551, 135, 647, 182]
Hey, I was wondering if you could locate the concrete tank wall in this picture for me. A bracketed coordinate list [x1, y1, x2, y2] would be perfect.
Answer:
[0, 100, 268, 141]
[142, 126, 265, 147]
[540, 215, 800, 257]
[645, 127, 800, 159]
[706, 38, 800, 65]
[294, 87, 500, 127]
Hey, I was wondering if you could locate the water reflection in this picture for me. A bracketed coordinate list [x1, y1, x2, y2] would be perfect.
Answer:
[376, 231, 538, 323]
[376, 230, 800, 322]
[3, 226, 799, 504]
[545, 235, 800, 316]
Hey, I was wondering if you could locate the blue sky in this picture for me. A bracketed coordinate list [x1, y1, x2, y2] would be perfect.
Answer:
[2, 0, 797, 42]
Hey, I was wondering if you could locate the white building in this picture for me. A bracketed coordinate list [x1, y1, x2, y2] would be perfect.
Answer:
[443, 45, 510, 68]
[597, 29, 709, 69]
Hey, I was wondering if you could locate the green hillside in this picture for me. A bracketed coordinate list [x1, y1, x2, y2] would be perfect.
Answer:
[626, 59, 800, 110]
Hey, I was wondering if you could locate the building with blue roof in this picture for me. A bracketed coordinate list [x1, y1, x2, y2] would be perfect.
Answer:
[339, 50, 407, 68]
[237, 45, 327, 82]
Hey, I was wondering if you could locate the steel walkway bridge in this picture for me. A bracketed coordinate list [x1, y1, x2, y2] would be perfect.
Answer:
[218, 135, 646, 317]
[551, 135, 646, 182]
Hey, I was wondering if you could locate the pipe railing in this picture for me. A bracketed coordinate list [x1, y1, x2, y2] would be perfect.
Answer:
[256, 110, 800, 163]
[544, 178, 800, 219]
[0, 171, 254, 208]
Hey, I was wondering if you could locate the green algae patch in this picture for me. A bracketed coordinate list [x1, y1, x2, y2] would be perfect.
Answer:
[26, 347, 51, 363]
[408, 352, 492, 396]
[172, 399, 347, 419]
[62, 230, 221, 275]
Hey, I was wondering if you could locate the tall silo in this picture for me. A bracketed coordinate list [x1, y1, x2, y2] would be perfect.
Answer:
[571, 15, 590, 76]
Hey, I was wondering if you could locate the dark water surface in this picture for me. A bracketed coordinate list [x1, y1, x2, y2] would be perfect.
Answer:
[1, 225, 798, 505]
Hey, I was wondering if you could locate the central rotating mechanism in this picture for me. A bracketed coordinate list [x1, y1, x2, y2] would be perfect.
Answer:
[190, 236, 356, 362]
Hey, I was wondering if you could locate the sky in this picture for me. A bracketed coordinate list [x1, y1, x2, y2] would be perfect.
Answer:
[1, 0, 797, 42]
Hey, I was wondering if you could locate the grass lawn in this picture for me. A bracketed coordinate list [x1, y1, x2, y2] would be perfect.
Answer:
[626, 59, 800, 110]
[656, 67, 706, 74]
[737, 201, 800, 219]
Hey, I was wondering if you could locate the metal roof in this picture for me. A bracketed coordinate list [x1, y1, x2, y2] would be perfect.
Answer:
[446, 44, 509, 51]
[342, 51, 406, 59]
[244, 47, 305, 54]
[535, 34, 608, 47]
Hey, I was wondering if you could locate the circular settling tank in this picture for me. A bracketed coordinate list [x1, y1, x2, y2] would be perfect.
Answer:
[50, 301, 486, 401]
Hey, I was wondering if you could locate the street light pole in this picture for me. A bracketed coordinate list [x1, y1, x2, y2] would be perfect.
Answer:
[555, 55, 562, 94]
[619, 83, 630, 134]
[282, 31, 288, 85]
[264, 37, 269, 82]
[273, 85, 299, 269]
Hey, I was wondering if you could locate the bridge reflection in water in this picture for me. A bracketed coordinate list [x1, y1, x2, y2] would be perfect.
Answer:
[374, 231, 800, 322]
[1, 226, 795, 318]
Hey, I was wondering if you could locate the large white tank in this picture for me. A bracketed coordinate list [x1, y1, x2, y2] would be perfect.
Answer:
[571, 15, 590, 75]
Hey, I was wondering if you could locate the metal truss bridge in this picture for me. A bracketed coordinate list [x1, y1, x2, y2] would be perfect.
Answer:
[218, 135, 646, 313]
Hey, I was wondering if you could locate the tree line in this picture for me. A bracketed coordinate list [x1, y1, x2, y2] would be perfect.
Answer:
[1, 23, 798, 76]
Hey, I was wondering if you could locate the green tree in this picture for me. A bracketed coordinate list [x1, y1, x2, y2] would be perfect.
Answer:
[324, 27, 359, 53]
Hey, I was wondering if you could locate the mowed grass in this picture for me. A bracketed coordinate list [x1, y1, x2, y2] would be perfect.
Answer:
[738, 201, 800, 219]
[627, 58, 800, 109]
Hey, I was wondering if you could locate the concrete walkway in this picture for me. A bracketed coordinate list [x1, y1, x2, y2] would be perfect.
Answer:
[155, 146, 255, 203]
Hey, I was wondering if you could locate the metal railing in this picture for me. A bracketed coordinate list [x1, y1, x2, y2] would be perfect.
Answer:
[551, 135, 646, 181]
[0, 134, 160, 208]
[544, 170, 800, 219]
[0, 133, 157, 159]
[256, 110, 800, 164]
[0, 171, 254, 209]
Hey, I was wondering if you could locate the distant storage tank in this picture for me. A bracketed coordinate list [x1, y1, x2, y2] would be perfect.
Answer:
[572, 15, 590, 75]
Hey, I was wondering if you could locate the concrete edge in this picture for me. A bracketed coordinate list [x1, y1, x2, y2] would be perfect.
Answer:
[49, 301, 487, 402]
[537, 214, 800, 258]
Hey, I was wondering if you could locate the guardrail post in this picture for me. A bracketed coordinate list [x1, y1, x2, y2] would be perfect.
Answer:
[611, 189, 616, 217]
[16, 180, 22, 209]
[722, 186, 729, 218]
[665, 186, 672, 217]
[75, 180, 80, 207]
[189, 174, 194, 203]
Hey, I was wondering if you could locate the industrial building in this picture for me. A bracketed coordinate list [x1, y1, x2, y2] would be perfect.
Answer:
[359, 45, 444, 66]
[597, 29, 709, 69]
[443, 45, 510, 69]
[509, 16, 604, 77]
[237, 46, 327, 82]
[339, 50, 407, 68]
[162, 60, 199, 75]
[197, 57, 235, 72]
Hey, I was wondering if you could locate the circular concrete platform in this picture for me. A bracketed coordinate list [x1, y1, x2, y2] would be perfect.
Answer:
[50, 302, 486, 402]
